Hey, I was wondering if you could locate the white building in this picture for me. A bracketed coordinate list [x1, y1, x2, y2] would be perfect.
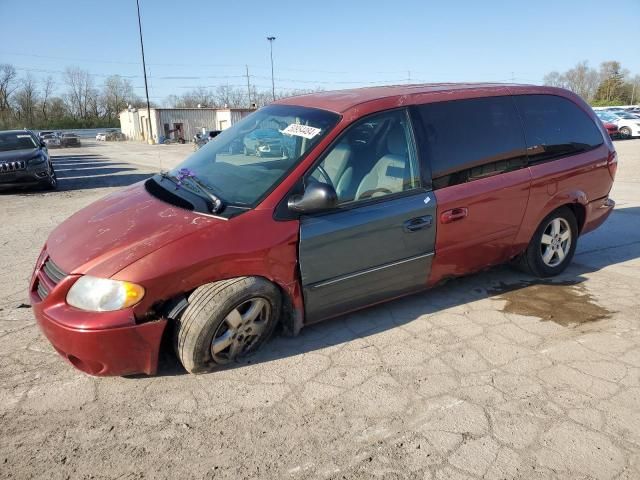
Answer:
[119, 107, 255, 143]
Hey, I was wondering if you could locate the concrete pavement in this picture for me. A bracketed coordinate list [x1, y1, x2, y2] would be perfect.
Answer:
[0, 139, 639, 479]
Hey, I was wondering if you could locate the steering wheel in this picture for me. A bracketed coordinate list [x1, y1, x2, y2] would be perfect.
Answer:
[358, 187, 393, 200]
[314, 165, 334, 189]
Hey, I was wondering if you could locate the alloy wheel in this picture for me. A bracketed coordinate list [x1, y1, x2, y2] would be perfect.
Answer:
[210, 297, 271, 364]
[540, 217, 571, 267]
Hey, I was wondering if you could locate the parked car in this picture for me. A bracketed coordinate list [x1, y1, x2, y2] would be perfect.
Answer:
[38, 130, 55, 140]
[30, 84, 616, 376]
[41, 134, 61, 148]
[602, 121, 619, 139]
[0, 130, 57, 189]
[193, 130, 222, 151]
[60, 132, 81, 147]
[595, 111, 640, 138]
[96, 129, 125, 141]
[242, 128, 284, 157]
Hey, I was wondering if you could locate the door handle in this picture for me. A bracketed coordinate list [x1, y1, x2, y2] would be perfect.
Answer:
[441, 207, 468, 224]
[404, 215, 433, 232]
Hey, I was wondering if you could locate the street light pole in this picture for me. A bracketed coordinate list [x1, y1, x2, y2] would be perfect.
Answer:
[267, 36, 276, 101]
[136, 0, 153, 144]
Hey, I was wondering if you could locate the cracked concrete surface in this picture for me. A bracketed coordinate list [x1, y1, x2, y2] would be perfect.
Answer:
[0, 140, 639, 479]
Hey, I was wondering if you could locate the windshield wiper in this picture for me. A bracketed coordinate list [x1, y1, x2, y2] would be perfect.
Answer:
[159, 171, 224, 214]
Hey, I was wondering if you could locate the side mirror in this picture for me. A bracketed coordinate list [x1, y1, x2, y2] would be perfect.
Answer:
[40, 142, 46, 148]
[288, 182, 338, 214]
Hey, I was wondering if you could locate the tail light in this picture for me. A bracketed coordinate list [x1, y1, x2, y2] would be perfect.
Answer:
[607, 150, 617, 180]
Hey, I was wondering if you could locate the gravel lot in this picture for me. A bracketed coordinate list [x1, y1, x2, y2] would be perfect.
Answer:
[1, 139, 639, 479]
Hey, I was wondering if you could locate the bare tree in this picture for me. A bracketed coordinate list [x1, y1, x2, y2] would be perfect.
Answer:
[102, 75, 137, 122]
[0, 64, 18, 124]
[14, 74, 39, 127]
[563, 61, 599, 101]
[63, 66, 96, 119]
[41, 76, 55, 122]
[543, 71, 566, 88]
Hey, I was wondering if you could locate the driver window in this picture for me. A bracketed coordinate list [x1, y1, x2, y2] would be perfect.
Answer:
[308, 109, 420, 204]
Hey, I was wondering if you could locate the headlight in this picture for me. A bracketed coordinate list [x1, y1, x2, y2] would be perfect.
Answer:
[29, 154, 45, 164]
[66, 276, 145, 311]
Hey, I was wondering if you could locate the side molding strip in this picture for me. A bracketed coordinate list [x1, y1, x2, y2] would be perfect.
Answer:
[309, 252, 434, 290]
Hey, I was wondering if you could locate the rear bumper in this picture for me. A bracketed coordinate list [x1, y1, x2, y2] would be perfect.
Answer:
[31, 293, 167, 376]
[582, 196, 615, 235]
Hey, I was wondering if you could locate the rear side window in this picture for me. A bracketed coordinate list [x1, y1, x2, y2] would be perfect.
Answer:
[513, 94, 604, 164]
[415, 96, 527, 188]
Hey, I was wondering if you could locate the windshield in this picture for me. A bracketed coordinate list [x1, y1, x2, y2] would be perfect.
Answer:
[0, 132, 38, 152]
[166, 104, 340, 208]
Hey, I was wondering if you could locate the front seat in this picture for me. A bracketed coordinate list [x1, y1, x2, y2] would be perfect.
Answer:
[354, 126, 408, 200]
[320, 141, 353, 200]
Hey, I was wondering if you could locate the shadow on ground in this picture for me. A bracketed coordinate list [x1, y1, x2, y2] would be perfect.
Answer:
[0, 154, 154, 194]
[52, 154, 153, 191]
[151, 205, 640, 377]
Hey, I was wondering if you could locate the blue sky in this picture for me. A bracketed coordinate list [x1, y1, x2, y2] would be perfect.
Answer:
[1, 0, 638, 103]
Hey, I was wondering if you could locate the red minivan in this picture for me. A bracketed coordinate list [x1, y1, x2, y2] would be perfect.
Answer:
[30, 84, 617, 376]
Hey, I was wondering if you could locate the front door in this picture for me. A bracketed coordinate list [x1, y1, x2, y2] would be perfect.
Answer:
[298, 109, 437, 323]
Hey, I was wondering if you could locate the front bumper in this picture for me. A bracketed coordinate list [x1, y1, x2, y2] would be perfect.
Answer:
[0, 160, 51, 187]
[32, 300, 167, 376]
[29, 258, 167, 376]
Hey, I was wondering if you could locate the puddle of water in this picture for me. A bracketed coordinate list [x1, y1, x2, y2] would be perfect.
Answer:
[488, 280, 613, 327]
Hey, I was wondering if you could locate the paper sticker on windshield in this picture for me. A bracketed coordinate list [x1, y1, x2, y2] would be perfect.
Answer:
[282, 124, 321, 139]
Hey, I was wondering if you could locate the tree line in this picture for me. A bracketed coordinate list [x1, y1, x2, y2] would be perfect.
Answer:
[543, 60, 640, 106]
[0, 64, 146, 130]
[0, 63, 321, 130]
[164, 85, 322, 109]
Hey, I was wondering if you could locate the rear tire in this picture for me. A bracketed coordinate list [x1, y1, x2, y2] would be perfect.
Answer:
[516, 206, 578, 278]
[174, 277, 281, 373]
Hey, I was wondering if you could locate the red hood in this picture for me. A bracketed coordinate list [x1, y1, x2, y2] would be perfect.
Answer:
[46, 182, 219, 278]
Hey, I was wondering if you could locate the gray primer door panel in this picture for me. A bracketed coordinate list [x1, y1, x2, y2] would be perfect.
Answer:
[299, 191, 437, 323]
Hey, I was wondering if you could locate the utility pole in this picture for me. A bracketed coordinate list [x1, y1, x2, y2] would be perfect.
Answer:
[407, 70, 411, 84]
[245, 65, 252, 108]
[136, 0, 153, 144]
[267, 36, 276, 101]
[632, 82, 636, 106]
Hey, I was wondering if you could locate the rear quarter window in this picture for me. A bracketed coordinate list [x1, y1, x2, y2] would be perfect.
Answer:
[414, 96, 527, 188]
[513, 94, 604, 164]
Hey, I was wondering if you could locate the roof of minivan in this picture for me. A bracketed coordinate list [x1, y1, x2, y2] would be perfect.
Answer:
[274, 82, 551, 114]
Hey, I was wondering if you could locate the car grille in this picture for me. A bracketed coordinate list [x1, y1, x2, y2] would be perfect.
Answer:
[35, 256, 67, 300]
[0, 161, 26, 173]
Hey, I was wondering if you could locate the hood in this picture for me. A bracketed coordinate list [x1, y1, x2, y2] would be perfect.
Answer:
[46, 181, 220, 278]
[0, 148, 40, 162]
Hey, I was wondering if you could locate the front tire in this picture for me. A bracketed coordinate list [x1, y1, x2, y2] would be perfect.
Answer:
[43, 165, 57, 190]
[516, 206, 578, 278]
[619, 127, 632, 139]
[174, 277, 281, 373]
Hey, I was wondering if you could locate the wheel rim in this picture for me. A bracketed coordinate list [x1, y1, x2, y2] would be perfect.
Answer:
[621, 128, 631, 137]
[210, 297, 271, 364]
[540, 217, 571, 267]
